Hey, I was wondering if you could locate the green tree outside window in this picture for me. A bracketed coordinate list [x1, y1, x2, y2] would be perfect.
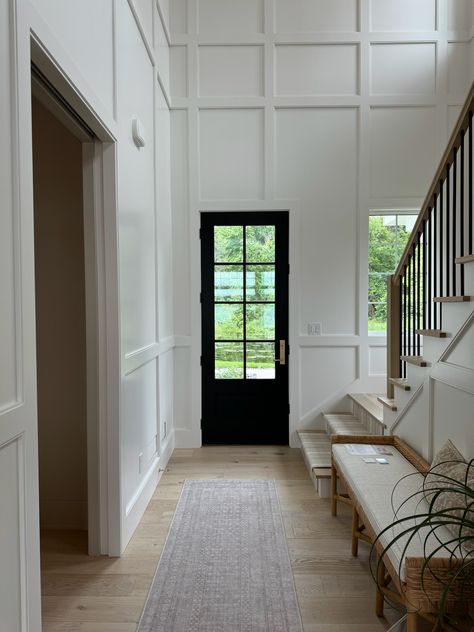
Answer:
[368, 214, 418, 334]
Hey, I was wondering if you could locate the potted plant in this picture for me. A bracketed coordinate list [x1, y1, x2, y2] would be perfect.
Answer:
[370, 441, 474, 630]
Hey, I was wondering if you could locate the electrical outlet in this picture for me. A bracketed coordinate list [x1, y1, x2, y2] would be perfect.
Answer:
[308, 322, 322, 336]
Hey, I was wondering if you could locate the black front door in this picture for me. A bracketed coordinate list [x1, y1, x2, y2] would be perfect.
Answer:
[201, 211, 289, 444]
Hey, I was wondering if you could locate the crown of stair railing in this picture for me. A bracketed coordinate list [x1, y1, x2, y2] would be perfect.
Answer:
[386, 81, 474, 398]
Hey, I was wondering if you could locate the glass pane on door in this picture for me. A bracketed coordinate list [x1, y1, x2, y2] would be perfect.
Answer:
[246, 265, 275, 301]
[213, 224, 277, 379]
[246, 342, 275, 380]
[215, 265, 243, 301]
[214, 226, 243, 262]
[215, 342, 244, 379]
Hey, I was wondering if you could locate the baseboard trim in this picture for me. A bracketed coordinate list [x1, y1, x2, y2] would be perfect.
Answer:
[122, 429, 175, 551]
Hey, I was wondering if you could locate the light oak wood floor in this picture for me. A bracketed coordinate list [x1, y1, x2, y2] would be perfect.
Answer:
[41, 446, 416, 631]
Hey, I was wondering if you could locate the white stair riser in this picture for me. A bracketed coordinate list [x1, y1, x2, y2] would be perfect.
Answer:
[391, 385, 414, 408]
[381, 407, 397, 429]
[419, 335, 448, 363]
[439, 300, 474, 336]
[350, 404, 384, 435]
[464, 263, 474, 295]
[317, 477, 331, 498]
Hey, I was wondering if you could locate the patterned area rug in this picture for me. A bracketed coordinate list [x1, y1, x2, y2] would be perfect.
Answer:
[138, 480, 303, 632]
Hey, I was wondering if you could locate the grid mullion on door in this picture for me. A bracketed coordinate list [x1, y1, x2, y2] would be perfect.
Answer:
[243, 225, 247, 379]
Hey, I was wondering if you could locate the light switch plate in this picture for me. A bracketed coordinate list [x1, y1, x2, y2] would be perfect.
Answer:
[308, 322, 322, 336]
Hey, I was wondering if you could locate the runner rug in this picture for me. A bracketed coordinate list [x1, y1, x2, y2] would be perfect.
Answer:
[138, 479, 303, 632]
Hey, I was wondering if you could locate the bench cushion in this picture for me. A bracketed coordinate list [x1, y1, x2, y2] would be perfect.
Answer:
[332, 443, 457, 581]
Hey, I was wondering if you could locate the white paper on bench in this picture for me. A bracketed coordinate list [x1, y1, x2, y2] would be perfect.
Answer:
[332, 444, 458, 581]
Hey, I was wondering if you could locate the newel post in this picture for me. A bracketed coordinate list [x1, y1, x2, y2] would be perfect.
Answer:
[386, 274, 401, 399]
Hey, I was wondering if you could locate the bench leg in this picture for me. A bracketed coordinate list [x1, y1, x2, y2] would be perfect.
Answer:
[331, 463, 338, 516]
[406, 611, 418, 632]
[351, 507, 359, 556]
[375, 557, 385, 617]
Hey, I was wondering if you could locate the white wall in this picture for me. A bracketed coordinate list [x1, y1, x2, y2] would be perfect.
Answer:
[2, 12, 175, 624]
[169, 0, 473, 446]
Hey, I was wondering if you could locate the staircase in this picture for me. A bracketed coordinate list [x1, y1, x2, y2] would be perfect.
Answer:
[297, 394, 384, 497]
[298, 82, 474, 496]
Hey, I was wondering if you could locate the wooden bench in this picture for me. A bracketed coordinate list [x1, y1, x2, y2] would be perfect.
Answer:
[330, 434, 474, 632]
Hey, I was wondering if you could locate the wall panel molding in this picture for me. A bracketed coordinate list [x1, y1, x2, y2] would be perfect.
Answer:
[168, 0, 474, 444]
[124, 335, 176, 375]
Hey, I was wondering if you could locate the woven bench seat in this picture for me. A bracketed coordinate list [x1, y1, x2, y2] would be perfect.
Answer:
[332, 443, 454, 582]
[330, 435, 473, 631]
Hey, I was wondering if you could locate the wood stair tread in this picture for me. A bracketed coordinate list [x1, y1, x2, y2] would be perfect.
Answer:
[455, 254, 474, 264]
[400, 355, 428, 367]
[347, 393, 384, 423]
[388, 378, 411, 391]
[377, 396, 397, 411]
[415, 329, 447, 338]
[312, 467, 331, 479]
[433, 296, 473, 303]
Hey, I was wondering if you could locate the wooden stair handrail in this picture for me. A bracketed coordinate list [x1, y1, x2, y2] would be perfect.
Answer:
[394, 81, 474, 283]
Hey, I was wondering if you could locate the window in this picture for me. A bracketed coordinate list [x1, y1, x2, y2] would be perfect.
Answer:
[368, 213, 418, 335]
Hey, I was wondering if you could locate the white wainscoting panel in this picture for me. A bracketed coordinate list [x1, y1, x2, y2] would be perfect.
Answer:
[300, 347, 357, 418]
[370, 43, 436, 96]
[170, 46, 188, 98]
[29, 0, 115, 116]
[447, 0, 471, 30]
[370, 0, 436, 32]
[123, 360, 158, 507]
[171, 110, 191, 335]
[159, 350, 174, 443]
[155, 5, 170, 96]
[275, 107, 358, 334]
[443, 318, 474, 371]
[197, 0, 264, 35]
[1, 0, 18, 414]
[447, 42, 470, 97]
[156, 85, 174, 340]
[134, 0, 153, 45]
[370, 106, 437, 198]
[0, 152, 16, 412]
[433, 380, 474, 459]
[199, 108, 264, 200]
[174, 346, 192, 431]
[275, 45, 358, 96]
[117, 0, 157, 354]
[0, 438, 22, 632]
[198, 46, 264, 97]
[369, 344, 387, 376]
[170, 0, 187, 34]
[394, 384, 431, 461]
[275, 0, 358, 33]
[448, 105, 462, 135]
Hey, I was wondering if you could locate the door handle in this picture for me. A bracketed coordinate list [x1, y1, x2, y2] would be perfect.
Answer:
[274, 340, 286, 365]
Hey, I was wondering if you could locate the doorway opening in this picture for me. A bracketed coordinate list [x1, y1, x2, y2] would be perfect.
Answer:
[32, 90, 90, 550]
[30, 55, 120, 560]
